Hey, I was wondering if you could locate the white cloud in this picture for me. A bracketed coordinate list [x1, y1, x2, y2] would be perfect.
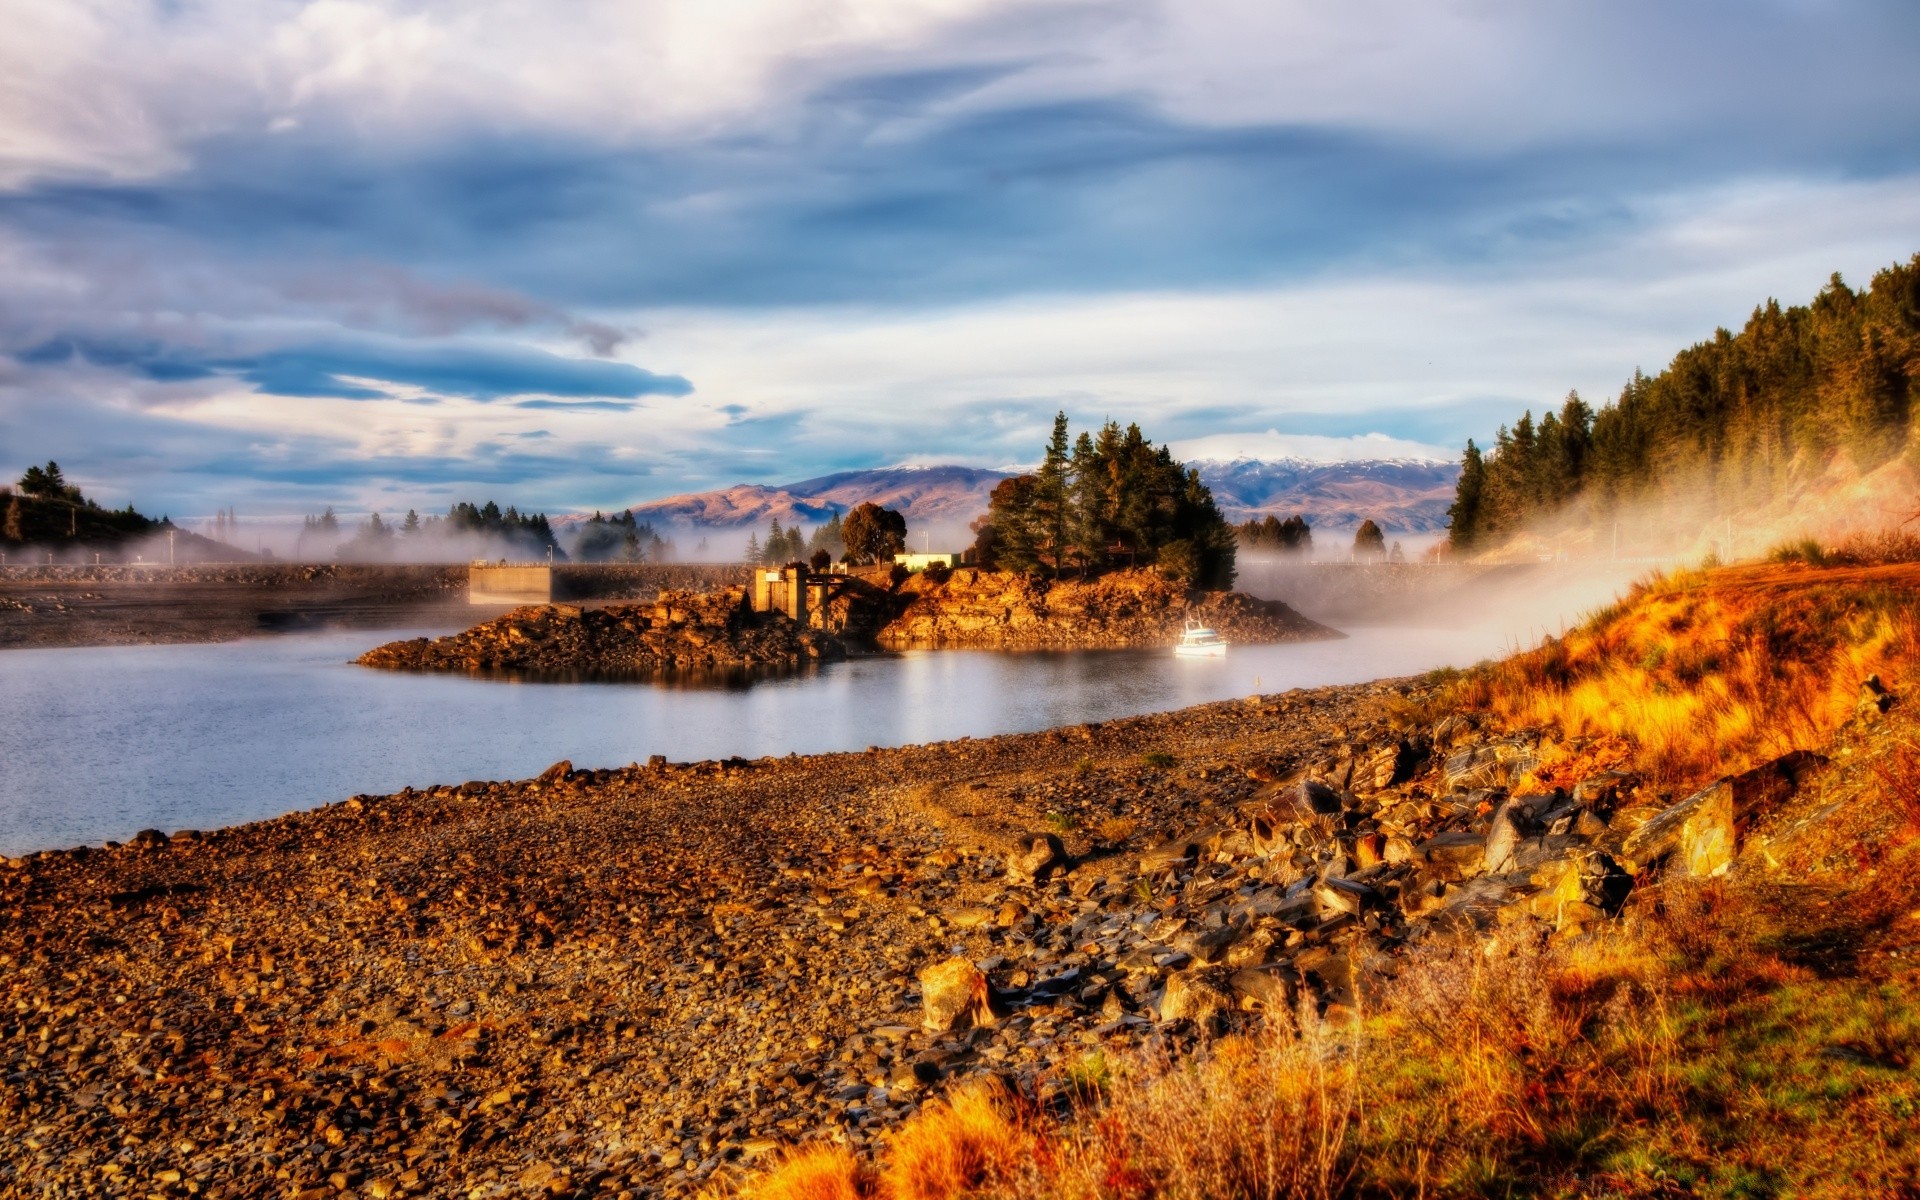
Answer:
[0, 0, 1038, 188]
[1170, 430, 1453, 464]
[6, 0, 1913, 190]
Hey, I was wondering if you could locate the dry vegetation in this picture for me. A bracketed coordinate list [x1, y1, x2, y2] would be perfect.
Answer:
[1429, 558, 1920, 788]
[722, 762, 1920, 1200]
[722, 556, 1920, 1199]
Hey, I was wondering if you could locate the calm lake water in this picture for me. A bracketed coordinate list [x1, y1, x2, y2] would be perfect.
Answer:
[0, 623, 1530, 856]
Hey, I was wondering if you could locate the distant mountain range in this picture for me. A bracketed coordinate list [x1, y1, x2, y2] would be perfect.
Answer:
[592, 458, 1460, 536]
[607, 466, 1006, 533]
[1192, 457, 1461, 533]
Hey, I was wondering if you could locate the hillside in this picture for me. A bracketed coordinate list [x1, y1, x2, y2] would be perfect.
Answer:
[609, 459, 1457, 538]
[721, 551, 1920, 1199]
[1194, 456, 1459, 531]
[616, 466, 1005, 532]
[1, 488, 251, 563]
[1448, 254, 1920, 560]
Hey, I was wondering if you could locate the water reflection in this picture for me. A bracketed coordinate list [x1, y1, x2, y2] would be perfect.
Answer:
[0, 624, 1518, 855]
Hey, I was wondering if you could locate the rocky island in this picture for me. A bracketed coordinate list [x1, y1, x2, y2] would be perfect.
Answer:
[355, 587, 846, 676]
[876, 566, 1334, 650]
[355, 566, 1336, 678]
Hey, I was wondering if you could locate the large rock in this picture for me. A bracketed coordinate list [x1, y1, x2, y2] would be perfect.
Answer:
[1228, 967, 1294, 1013]
[1417, 830, 1487, 881]
[1158, 970, 1232, 1025]
[1443, 738, 1538, 791]
[1007, 833, 1066, 884]
[1620, 751, 1828, 873]
[918, 959, 1008, 1033]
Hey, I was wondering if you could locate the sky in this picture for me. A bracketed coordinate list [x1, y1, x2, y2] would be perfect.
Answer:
[2, 0, 1918, 521]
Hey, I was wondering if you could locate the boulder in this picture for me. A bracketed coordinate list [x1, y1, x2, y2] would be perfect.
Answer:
[1158, 970, 1232, 1025]
[1621, 751, 1828, 873]
[1483, 799, 1529, 874]
[1312, 877, 1376, 917]
[1417, 830, 1486, 881]
[918, 959, 1008, 1033]
[1008, 833, 1067, 884]
[1228, 967, 1294, 1013]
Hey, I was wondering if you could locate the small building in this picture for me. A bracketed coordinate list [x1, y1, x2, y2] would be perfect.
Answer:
[470, 562, 553, 605]
[753, 565, 810, 624]
[892, 552, 957, 573]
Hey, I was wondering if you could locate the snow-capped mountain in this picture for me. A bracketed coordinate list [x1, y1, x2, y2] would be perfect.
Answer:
[612, 466, 1006, 531]
[589, 457, 1459, 537]
[1192, 457, 1462, 532]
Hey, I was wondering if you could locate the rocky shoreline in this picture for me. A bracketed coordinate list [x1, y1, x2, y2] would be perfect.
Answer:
[878, 567, 1335, 650]
[355, 589, 844, 676]
[2, 662, 1836, 1199]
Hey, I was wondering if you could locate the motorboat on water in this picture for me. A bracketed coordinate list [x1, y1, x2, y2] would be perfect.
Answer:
[1173, 619, 1228, 658]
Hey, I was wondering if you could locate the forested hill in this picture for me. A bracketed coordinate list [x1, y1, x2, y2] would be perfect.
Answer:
[1448, 255, 1920, 557]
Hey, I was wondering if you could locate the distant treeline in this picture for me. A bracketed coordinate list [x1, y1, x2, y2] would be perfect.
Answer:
[1236, 514, 1314, 555]
[3, 460, 169, 551]
[573, 510, 673, 563]
[302, 500, 566, 560]
[747, 505, 911, 568]
[747, 513, 845, 566]
[973, 414, 1235, 588]
[1448, 255, 1920, 552]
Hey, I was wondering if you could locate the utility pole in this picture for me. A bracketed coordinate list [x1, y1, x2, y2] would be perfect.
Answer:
[168, 528, 176, 566]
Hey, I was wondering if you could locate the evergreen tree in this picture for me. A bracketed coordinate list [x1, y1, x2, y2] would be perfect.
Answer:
[976, 414, 1235, 586]
[744, 532, 761, 564]
[1034, 411, 1073, 571]
[1447, 440, 1487, 552]
[1446, 255, 1920, 553]
[1067, 431, 1108, 574]
[1353, 520, 1386, 560]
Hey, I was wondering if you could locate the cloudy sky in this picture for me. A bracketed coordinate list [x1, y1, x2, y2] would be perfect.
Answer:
[2, 0, 1918, 519]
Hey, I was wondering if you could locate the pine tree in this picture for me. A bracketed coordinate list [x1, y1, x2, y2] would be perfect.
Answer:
[1353, 520, 1386, 560]
[1447, 440, 1486, 552]
[1035, 411, 1072, 572]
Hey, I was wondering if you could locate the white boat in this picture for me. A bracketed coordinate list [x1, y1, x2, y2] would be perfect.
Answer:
[1173, 620, 1228, 658]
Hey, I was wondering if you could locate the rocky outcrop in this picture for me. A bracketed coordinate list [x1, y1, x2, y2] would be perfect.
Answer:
[877, 567, 1335, 650]
[356, 588, 845, 675]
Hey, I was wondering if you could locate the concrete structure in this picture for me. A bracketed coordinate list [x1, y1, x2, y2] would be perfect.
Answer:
[470, 563, 553, 605]
[893, 552, 957, 573]
[753, 565, 809, 624]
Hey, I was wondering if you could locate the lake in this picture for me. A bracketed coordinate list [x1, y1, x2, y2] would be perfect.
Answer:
[0, 622, 1538, 856]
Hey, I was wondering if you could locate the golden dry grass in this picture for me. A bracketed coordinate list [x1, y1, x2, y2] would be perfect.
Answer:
[733, 859, 1920, 1197]
[725, 563, 1920, 1199]
[1448, 561, 1920, 787]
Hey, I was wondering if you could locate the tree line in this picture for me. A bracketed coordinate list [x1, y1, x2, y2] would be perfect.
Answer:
[4, 460, 166, 549]
[972, 414, 1236, 588]
[574, 510, 673, 563]
[744, 504, 907, 569]
[1448, 255, 1920, 553]
[1235, 514, 1314, 555]
[302, 500, 565, 560]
